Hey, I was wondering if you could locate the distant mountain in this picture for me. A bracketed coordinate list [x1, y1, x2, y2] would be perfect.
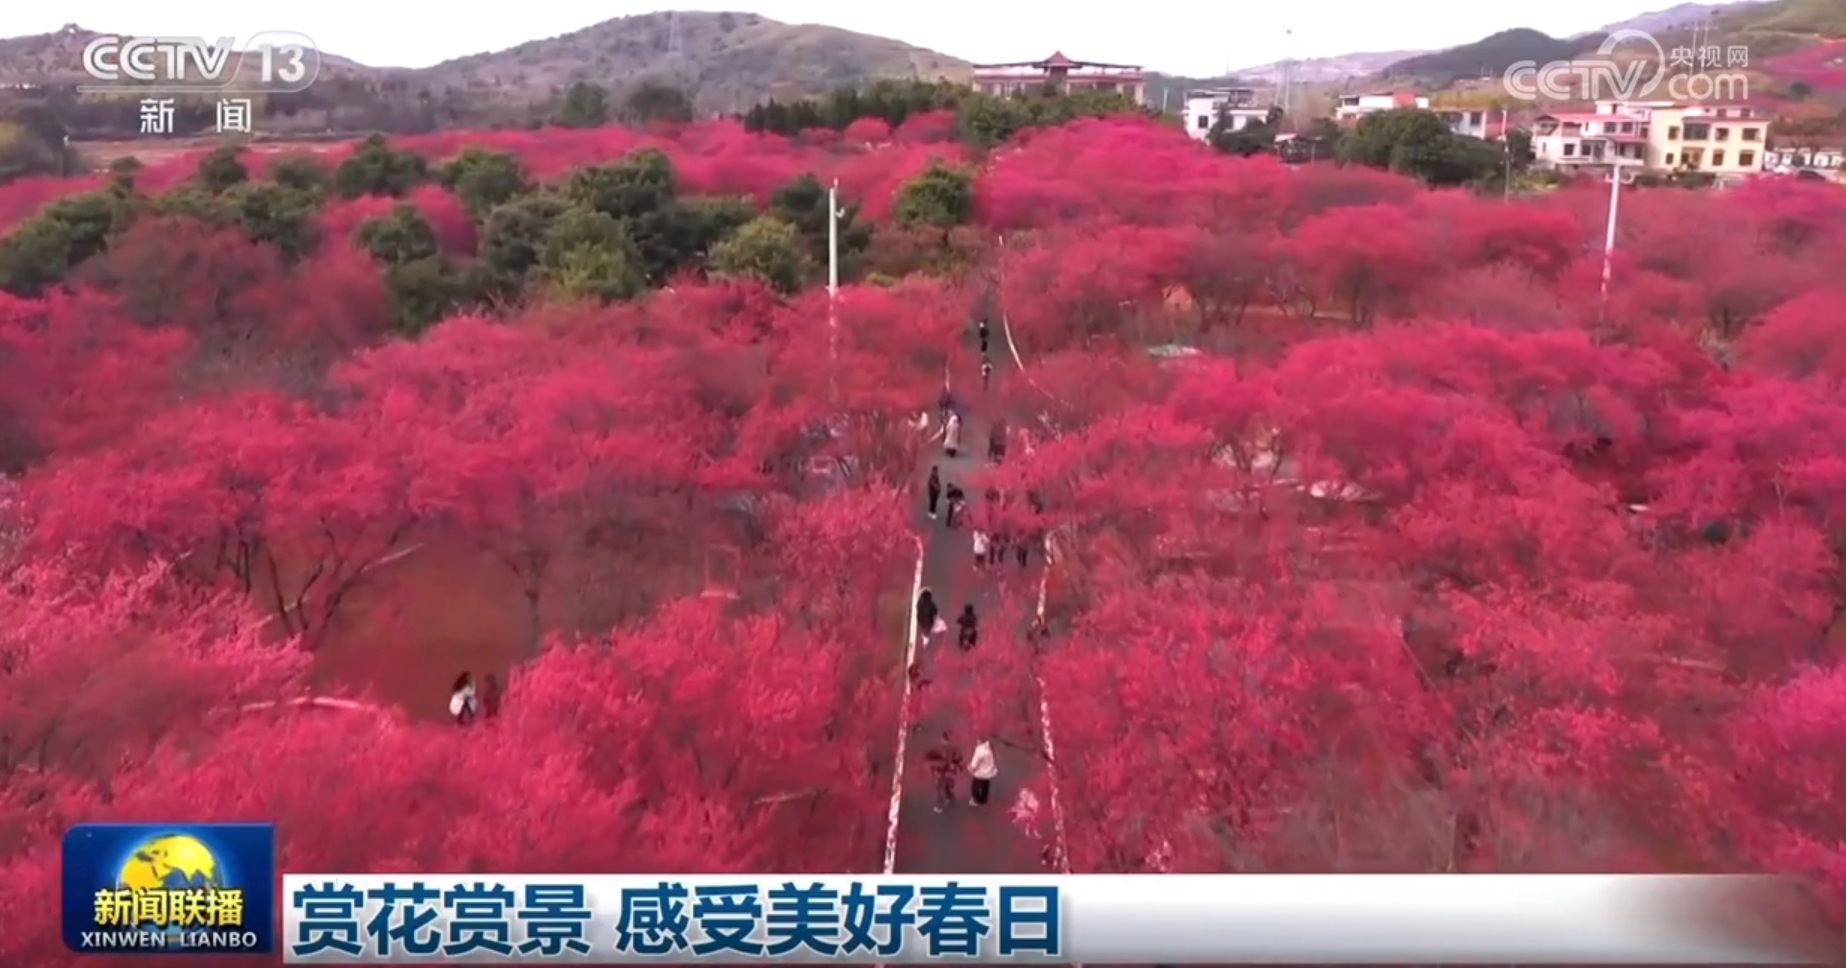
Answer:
[1383, 29, 1593, 83]
[1232, 50, 1428, 84]
[0, 13, 971, 115]
[410, 11, 969, 113]
[0, 22, 376, 86]
[1592, 2, 1749, 34]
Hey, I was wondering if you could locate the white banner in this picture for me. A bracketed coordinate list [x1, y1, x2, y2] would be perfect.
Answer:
[280, 873, 1816, 963]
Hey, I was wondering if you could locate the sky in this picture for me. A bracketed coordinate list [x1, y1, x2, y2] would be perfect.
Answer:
[4, 0, 1744, 77]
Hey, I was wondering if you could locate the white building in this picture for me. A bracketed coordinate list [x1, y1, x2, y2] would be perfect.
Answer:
[970, 51, 1148, 105]
[1334, 90, 1429, 123]
[1183, 87, 1270, 141]
[1529, 111, 1651, 173]
[1435, 107, 1504, 139]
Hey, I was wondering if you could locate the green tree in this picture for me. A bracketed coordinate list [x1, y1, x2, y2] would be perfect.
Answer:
[1339, 108, 1458, 179]
[221, 182, 322, 261]
[1502, 128, 1534, 169]
[956, 94, 1036, 147]
[1395, 134, 1501, 188]
[147, 185, 228, 222]
[563, 148, 676, 219]
[440, 148, 531, 218]
[383, 256, 467, 336]
[893, 160, 974, 228]
[0, 105, 78, 184]
[709, 215, 808, 294]
[195, 146, 249, 193]
[477, 194, 571, 298]
[0, 189, 137, 296]
[0, 218, 81, 296]
[647, 195, 755, 279]
[537, 207, 645, 301]
[267, 152, 330, 193]
[332, 133, 431, 198]
[556, 81, 612, 128]
[624, 82, 696, 124]
[770, 172, 870, 271]
[354, 203, 440, 266]
[106, 156, 142, 193]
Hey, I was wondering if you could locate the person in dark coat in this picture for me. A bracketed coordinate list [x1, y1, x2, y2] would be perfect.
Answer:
[978, 319, 991, 354]
[926, 466, 943, 519]
[957, 604, 979, 650]
[988, 420, 1006, 464]
[925, 732, 964, 813]
[938, 387, 956, 423]
[915, 588, 940, 645]
[944, 484, 966, 529]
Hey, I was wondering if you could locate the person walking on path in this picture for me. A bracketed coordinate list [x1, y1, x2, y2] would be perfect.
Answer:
[988, 420, 1007, 464]
[969, 739, 998, 805]
[957, 604, 979, 651]
[944, 484, 966, 529]
[938, 386, 956, 425]
[978, 319, 990, 355]
[981, 355, 994, 391]
[972, 529, 990, 569]
[944, 411, 962, 457]
[925, 466, 943, 519]
[926, 732, 964, 813]
[915, 588, 940, 646]
[991, 528, 1010, 567]
[449, 673, 478, 726]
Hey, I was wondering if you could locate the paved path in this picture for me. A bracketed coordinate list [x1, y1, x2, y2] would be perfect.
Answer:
[890, 329, 1059, 873]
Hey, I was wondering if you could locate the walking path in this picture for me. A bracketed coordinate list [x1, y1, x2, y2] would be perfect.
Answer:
[887, 326, 1063, 873]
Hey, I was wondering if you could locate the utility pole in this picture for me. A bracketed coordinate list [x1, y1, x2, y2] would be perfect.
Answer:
[828, 179, 841, 404]
[1501, 106, 1512, 200]
[1599, 162, 1626, 316]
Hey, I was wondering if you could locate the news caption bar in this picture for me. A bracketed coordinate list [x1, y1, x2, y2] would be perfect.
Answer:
[281, 874, 1822, 964]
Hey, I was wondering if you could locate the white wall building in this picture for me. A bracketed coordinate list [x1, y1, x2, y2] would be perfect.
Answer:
[1334, 90, 1429, 122]
[1529, 111, 1651, 172]
[1183, 87, 1270, 141]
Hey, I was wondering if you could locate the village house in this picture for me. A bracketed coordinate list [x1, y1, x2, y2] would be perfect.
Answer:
[969, 51, 1148, 105]
[1182, 87, 1271, 141]
[1334, 90, 1429, 123]
[1529, 110, 1652, 174]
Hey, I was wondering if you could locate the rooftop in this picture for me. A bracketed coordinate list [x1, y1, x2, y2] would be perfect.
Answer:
[971, 50, 1143, 70]
[1536, 112, 1649, 123]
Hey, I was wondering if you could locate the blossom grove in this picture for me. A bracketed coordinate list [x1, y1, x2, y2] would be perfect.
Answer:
[0, 109, 1843, 959]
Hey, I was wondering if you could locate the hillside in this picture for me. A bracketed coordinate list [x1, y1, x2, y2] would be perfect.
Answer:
[0, 13, 971, 118]
[1233, 50, 1429, 84]
[1719, 0, 1846, 35]
[1593, 2, 1755, 34]
[411, 12, 969, 113]
[0, 22, 378, 85]
[1384, 29, 1595, 83]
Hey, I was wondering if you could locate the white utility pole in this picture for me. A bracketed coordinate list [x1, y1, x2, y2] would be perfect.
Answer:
[1501, 106, 1512, 200]
[1599, 161, 1627, 315]
[828, 179, 841, 403]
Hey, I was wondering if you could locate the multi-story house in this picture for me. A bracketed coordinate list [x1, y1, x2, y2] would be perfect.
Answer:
[1182, 87, 1271, 141]
[1529, 111, 1651, 173]
[1765, 140, 1846, 179]
[969, 51, 1148, 105]
[1644, 103, 1769, 182]
[1333, 90, 1429, 123]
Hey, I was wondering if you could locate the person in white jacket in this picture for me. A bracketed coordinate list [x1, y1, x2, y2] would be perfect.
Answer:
[449, 672, 478, 725]
[969, 739, 998, 805]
